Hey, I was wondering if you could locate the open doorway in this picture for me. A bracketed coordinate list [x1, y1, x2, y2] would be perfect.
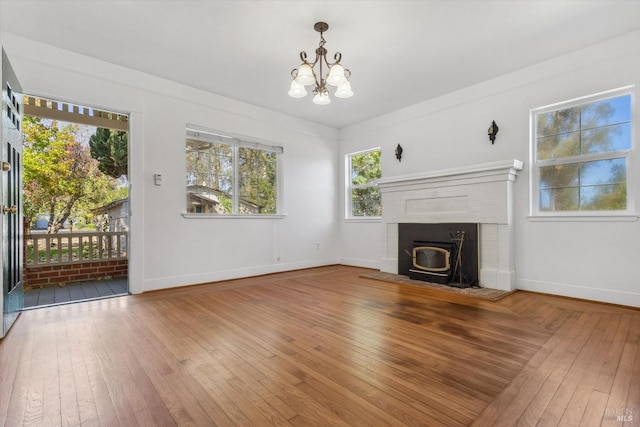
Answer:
[21, 95, 130, 308]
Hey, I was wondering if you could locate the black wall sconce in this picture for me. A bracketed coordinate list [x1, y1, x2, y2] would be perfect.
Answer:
[395, 144, 403, 162]
[488, 120, 499, 144]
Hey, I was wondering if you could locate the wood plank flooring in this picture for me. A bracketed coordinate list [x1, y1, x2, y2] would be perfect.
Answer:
[1, 265, 638, 426]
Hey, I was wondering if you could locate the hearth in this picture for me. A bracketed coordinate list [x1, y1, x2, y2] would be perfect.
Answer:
[399, 223, 479, 288]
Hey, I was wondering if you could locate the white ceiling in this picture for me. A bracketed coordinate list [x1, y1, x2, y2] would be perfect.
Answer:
[2, 0, 640, 129]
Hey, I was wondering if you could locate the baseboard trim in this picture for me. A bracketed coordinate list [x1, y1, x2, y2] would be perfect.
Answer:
[143, 265, 640, 309]
[337, 258, 381, 270]
[517, 278, 640, 308]
[141, 260, 337, 292]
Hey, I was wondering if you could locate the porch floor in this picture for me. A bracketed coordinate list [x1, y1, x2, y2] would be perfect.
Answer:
[23, 278, 128, 309]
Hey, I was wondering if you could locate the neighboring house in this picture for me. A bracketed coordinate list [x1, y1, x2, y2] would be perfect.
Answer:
[186, 184, 227, 214]
[187, 185, 259, 214]
[92, 198, 129, 232]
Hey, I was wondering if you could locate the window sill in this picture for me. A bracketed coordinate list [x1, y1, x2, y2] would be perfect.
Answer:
[527, 214, 638, 222]
[182, 213, 286, 219]
[344, 217, 382, 223]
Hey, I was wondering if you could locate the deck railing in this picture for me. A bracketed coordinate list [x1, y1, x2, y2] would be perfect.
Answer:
[26, 231, 128, 267]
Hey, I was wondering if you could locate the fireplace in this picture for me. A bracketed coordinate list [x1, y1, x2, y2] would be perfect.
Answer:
[377, 159, 523, 291]
[399, 223, 479, 288]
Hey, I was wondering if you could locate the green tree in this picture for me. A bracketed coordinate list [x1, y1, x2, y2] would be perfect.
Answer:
[23, 117, 121, 233]
[238, 147, 277, 214]
[89, 127, 128, 179]
[350, 150, 382, 216]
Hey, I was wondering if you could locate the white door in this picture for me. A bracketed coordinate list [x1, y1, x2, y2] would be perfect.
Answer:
[1, 49, 24, 337]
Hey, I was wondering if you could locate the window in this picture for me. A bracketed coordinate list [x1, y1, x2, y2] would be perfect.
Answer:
[346, 148, 381, 218]
[531, 88, 633, 215]
[185, 125, 281, 215]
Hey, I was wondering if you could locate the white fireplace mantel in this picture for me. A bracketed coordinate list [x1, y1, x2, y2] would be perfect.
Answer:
[378, 159, 524, 291]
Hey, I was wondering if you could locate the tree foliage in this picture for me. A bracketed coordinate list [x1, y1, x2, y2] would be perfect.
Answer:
[536, 96, 629, 211]
[89, 127, 128, 179]
[238, 147, 277, 214]
[350, 150, 382, 217]
[23, 117, 122, 233]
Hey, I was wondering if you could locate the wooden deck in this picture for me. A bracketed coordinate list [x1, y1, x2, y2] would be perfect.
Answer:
[1, 265, 638, 426]
[23, 278, 128, 308]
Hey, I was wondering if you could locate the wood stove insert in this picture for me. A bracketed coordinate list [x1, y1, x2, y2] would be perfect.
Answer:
[398, 223, 479, 288]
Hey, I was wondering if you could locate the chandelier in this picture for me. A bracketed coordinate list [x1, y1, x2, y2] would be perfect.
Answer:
[288, 22, 353, 105]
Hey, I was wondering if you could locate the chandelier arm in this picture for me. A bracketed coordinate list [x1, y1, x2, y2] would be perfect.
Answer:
[326, 52, 342, 67]
[300, 51, 321, 67]
[319, 52, 330, 69]
[312, 68, 322, 92]
[318, 55, 324, 91]
[309, 53, 321, 67]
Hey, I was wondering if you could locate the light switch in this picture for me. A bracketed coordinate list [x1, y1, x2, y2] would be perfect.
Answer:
[154, 173, 162, 186]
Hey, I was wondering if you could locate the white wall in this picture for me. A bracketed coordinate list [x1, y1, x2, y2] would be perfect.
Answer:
[338, 30, 640, 307]
[0, 32, 340, 294]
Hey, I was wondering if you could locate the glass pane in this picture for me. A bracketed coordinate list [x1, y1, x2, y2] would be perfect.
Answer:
[351, 187, 381, 217]
[238, 147, 277, 214]
[350, 151, 381, 185]
[581, 94, 631, 129]
[536, 107, 580, 137]
[186, 141, 233, 214]
[539, 187, 579, 211]
[579, 184, 627, 210]
[581, 123, 631, 154]
[540, 159, 627, 212]
[579, 158, 626, 186]
[536, 94, 631, 161]
[416, 250, 447, 269]
[211, 144, 233, 192]
[539, 164, 579, 189]
[537, 132, 580, 160]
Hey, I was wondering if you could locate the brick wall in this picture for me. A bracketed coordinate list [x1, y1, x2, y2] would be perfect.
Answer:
[24, 260, 128, 288]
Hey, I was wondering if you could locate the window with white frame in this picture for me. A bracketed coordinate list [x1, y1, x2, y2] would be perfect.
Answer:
[346, 148, 381, 218]
[185, 125, 281, 215]
[531, 88, 633, 215]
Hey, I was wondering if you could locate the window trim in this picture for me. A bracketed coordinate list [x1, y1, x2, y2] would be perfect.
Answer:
[529, 86, 636, 218]
[345, 147, 382, 220]
[184, 124, 283, 217]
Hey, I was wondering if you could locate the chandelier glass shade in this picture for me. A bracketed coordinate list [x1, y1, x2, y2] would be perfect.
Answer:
[288, 22, 353, 105]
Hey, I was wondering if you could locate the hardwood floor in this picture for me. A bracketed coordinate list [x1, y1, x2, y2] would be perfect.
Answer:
[1, 265, 638, 426]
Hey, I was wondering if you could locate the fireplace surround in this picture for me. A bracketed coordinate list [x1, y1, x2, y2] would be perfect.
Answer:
[377, 159, 523, 291]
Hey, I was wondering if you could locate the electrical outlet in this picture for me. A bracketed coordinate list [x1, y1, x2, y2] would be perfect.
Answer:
[315, 242, 320, 250]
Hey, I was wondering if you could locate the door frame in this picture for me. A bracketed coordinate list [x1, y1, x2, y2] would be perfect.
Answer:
[21, 94, 134, 304]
